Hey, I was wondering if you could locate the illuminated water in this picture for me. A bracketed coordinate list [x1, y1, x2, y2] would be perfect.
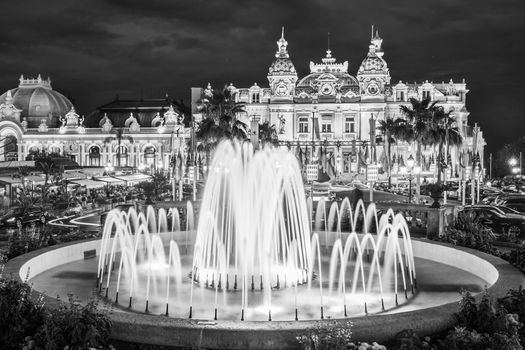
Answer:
[97, 141, 416, 321]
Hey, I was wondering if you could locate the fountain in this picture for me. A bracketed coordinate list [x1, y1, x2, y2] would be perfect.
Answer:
[7, 139, 514, 349]
[96, 141, 416, 321]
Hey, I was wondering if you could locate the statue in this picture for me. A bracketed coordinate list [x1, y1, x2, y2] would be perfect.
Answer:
[278, 115, 286, 134]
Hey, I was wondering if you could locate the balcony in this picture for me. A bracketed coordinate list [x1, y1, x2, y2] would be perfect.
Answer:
[320, 132, 334, 139]
[343, 133, 356, 140]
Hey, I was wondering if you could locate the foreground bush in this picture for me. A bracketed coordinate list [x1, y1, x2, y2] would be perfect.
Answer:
[0, 278, 46, 350]
[36, 296, 111, 350]
[0, 271, 111, 350]
[440, 211, 496, 254]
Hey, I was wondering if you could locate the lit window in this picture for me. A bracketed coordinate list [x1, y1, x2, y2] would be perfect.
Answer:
[298, 117, 309, 133]
[344, 117, 355, 133]
[321, 122, 332, 133]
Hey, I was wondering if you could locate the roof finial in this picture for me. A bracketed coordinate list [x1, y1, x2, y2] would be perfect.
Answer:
[327, 32, 330, 51]
[281, 26, 285, 39]
[371, 25, 374, 41]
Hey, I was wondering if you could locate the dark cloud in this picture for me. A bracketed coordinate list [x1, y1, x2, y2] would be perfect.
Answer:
[0, 0, 523, 153]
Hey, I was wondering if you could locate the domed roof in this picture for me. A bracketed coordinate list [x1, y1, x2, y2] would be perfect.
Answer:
[0, 75, 73, 128]
[297, 71, 358, 87]
[358, 32, 390, 76]
[268, 28, 297, 76]
[358, 55, 388, 75]
[269, 57, 296, 75]
[297, 50, 358, 87]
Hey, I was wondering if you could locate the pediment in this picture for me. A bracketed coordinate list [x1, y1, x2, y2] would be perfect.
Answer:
[316, 73, 338, 82]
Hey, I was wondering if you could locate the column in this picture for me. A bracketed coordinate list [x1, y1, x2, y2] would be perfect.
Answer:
[17, 141, 23, 161]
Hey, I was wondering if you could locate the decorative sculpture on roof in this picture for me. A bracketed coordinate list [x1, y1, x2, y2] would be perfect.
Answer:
[101, 114, 113, 133]
[151, 112, 164, 127]
[38, 119, 48, 133]
[204, 83, 213, 98]
[0, 90, 22, 121]
[124, 112, 141, 132]
[21, 118, 28, 131]
[77, 115, 86, 134]
[163, 105, 179, 126]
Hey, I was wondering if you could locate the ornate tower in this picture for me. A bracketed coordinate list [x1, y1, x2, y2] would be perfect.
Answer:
[357, 28, 391, 100]
[267, 28, 298, 101]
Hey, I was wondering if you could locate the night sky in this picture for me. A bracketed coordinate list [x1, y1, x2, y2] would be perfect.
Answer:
[0, 0, 523, 154]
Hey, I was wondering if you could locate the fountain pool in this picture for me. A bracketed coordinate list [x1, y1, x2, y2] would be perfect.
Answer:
[5, 141, 521, 349]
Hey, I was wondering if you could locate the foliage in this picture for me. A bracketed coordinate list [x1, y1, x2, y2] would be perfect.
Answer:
[0, 278, 46, 350]
[296, 321, 353, 350]
[440, 211, 496, 253]
[499, 286, 525, 343]
[6, 227, 47, 260]
[258, 121, 280, 147]
[35, 296, 112, 350]
[195, 85, 248, 157]
[388, 289, 523, 350]
[397, 97, 462, 184]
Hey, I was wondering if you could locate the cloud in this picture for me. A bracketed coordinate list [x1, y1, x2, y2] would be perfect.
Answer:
[0, 0, 523, 152]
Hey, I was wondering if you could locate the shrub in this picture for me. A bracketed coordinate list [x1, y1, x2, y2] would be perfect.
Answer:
[6, 228, 47, 260]
[296, 321, 353, 350]
[35, 295, 112, 350]
[0, 279, 46, 350]
[441, 211, 496, 253]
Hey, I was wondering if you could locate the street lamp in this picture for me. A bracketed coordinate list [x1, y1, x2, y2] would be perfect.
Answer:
[509, 155, 522, 177]
[405, 155, 420, 204]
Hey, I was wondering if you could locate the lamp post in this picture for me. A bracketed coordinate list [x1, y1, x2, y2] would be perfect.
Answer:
[405, 155, 421, 204]
[509, 156, 521, 177]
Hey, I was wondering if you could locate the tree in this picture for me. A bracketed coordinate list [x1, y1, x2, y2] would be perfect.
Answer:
[397, 97, 462, 185]
[195, 85, 248, 160]
[377, 118, 402, 188]
[104, 127, 134, 168]
[258, 121, 279, 147]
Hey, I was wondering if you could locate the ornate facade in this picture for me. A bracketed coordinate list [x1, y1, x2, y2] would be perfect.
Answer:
[0, 76, 188, 170]
[193, 29, 486, 182]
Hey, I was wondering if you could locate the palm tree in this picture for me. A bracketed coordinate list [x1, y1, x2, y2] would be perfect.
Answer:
[195, 86, 248, 160]
[377, 118, 402, 188]
[429, 107, 463, 183]
[258, 121, 279, 147]
[398, 97, 463, 186]
[104, 127, 134, 168]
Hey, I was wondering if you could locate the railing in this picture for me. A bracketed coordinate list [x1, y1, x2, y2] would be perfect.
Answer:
[375, 202, 457, 237]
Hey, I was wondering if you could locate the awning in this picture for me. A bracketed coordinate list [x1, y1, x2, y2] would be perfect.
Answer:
[63, 171, 87, 180]
[113, 174, 151, 183]
[71, 179, 107, 189]
[0, 160, 36, 168]
[94, 176, 126, 184]
[0, 175, 45, 187]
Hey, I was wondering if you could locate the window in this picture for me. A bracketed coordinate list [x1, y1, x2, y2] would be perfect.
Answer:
[321, 123, 332, 133]
[343, 152, 350, 173]
[422, 90, 431, 100]
[298, 117, 309, 133]
[397, 91, 405, 101]
[321, 115, 332, 133]
[344, 116, 355, 133]
[251, 93, 260, 103]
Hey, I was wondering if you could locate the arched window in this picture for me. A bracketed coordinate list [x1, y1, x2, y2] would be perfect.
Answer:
[89, 146, 101, 166]
[143, 145, 156, 165]
[117, 145, 129, 167]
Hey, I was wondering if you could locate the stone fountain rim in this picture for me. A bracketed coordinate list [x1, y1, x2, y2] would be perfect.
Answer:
[4, 238, 523, 349]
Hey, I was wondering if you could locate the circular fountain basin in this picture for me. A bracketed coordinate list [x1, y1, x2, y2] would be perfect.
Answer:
[5, 237, 523, 349]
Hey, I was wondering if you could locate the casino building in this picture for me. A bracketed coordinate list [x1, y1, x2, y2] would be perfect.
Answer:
[192, 29, 486, 182]
[0, 75, 188, 170]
